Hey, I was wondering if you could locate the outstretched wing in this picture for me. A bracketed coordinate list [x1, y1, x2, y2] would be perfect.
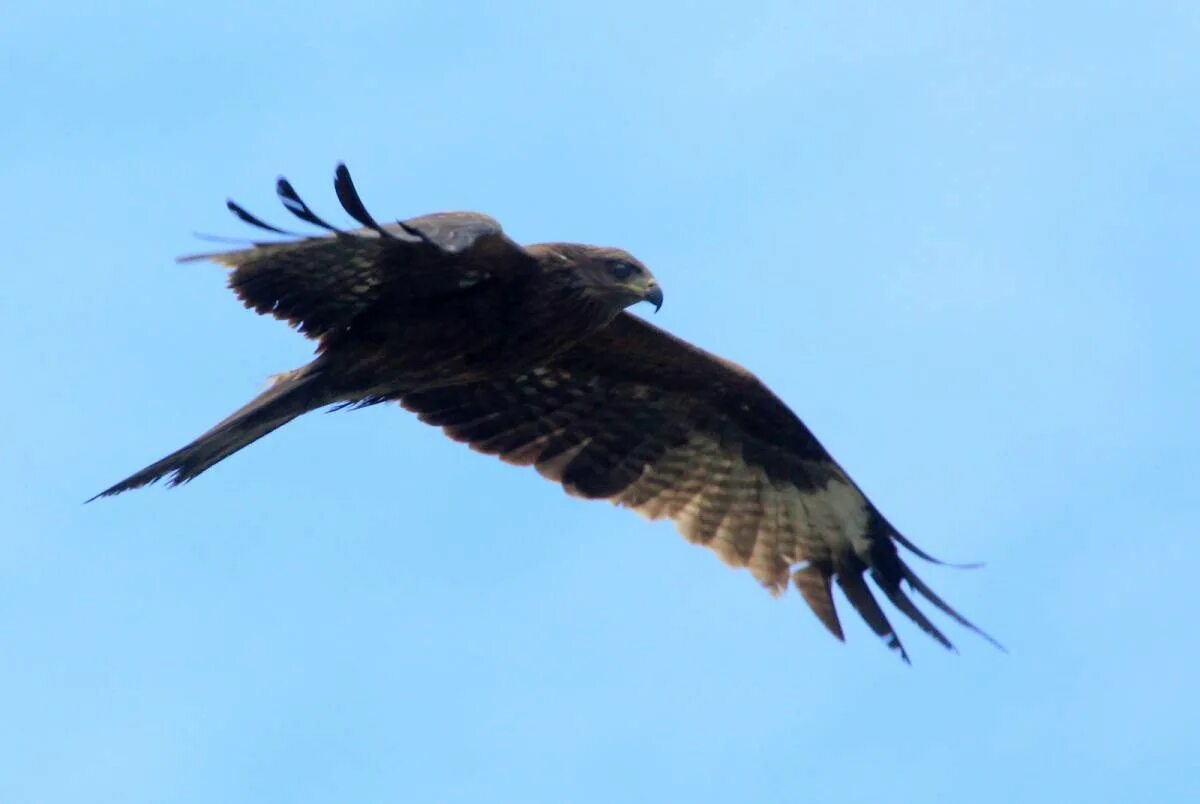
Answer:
[181, 164, 537, 339]
[400, 313, 998, 661]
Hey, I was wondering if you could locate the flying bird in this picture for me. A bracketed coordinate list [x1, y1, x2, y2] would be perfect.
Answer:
[93, 164, 998, 661]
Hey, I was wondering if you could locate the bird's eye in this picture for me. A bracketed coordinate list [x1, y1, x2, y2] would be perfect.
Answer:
[611, 262, 635, 280]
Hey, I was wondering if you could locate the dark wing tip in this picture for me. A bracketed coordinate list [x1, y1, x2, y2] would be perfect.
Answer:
[857, 509, 999, 654]
[333, 163, 433, 245]
[871, 568, 957, 653]
[898, 558, 1006, 653]
[792, 562, 845, 642]
[225, 199, 301, 236]
[835, 565, 910, 663]
[891, 527, 985, 569]
[332, 163, 393, 238]
[275, 175, 346, 235]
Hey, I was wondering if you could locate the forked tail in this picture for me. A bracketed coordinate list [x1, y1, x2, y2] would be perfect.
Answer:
[89, 366, 337, 500]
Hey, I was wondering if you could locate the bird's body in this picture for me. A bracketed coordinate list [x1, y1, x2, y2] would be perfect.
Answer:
[282, 249, 615, 393]
[94, 164, 996, 661]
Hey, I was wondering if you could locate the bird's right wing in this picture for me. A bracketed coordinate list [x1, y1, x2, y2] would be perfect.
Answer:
[400, 313, 999, 661]
[180, 164, 537, 339]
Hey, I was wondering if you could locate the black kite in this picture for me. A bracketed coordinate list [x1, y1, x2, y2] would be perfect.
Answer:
[93, 164, 997, 661]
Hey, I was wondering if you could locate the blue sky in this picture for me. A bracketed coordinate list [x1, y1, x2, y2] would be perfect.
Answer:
[3, 2, 1198, 801]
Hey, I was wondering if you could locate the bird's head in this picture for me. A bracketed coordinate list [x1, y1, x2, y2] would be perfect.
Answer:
[543, 244, 663, 314]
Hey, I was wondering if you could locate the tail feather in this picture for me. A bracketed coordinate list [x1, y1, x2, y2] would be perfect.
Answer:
[89, 367, 335, 500]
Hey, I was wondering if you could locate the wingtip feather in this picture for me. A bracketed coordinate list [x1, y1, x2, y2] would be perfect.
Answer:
[890, 528, 985, 569]
[899, 559, 1006, 653]
[333, 163, 393, 238]
[835, 567, 910, 663]
[870, 568, 956, 653]
[276, 176, 347, 235]
[791, 562, 845, 642]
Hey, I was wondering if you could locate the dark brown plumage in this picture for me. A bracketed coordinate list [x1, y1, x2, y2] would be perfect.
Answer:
[93, 163, 998, 661]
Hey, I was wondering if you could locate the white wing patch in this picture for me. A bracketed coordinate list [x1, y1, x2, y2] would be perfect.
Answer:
[806, 475, 872, 555]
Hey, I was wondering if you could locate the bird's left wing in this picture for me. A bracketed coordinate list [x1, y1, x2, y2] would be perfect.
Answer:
[400, 313, 998, 661]
[181, 164, 537, 339]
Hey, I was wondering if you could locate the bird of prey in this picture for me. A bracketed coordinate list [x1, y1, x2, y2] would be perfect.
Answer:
[93, 163, 997, 661]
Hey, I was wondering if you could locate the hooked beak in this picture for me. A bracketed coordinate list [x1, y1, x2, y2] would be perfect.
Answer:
[643, 283, 664, 313]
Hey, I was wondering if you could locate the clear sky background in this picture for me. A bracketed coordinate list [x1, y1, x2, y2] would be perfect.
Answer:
[3, 2, 1198, 802]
